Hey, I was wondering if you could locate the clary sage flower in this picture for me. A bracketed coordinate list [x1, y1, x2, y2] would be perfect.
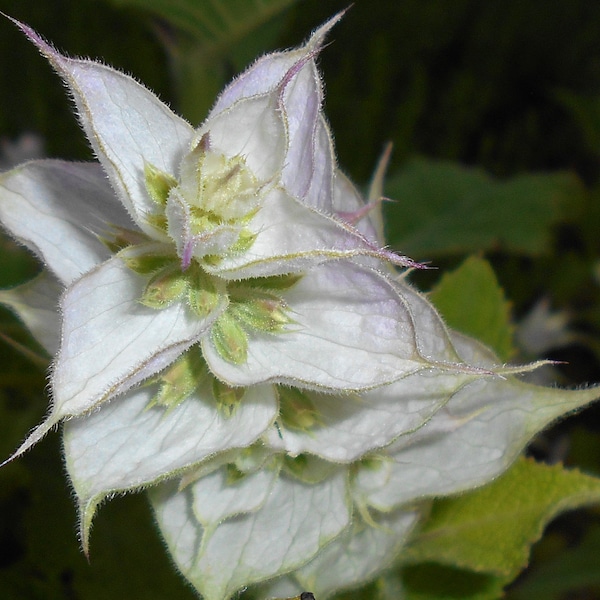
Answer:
[1, 12, 598, 600]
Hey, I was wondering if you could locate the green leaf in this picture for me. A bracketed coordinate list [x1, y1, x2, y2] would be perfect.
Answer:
[404, 457, 600, 579]
[429, 255, 514, 361]
[384, 158, 583, 257]
[507, 523, 600, 600]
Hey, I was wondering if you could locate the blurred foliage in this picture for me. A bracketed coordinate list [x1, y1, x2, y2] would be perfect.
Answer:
[107, 0, 298, 123]
[2, 0, 600, 598]
[402, 458, 600, 590]
[384, 159, 584, 257]
[508, 523, 600, 600]
[429, 255, 515, 361]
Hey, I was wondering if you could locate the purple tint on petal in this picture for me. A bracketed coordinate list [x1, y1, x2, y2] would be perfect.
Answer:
[182, 240, 194, 270]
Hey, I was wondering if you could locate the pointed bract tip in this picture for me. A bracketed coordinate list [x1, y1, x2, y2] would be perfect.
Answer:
[380, 248, 430, 270]
[307, 8, 350, 50]
[3, 14, 56, 59]
[0, 415, 58, 469]
[78, 496, 102, 560]
[369, 141, 394, 202]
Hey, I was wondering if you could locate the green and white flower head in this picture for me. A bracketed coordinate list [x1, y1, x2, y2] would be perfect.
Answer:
[0, 12, 598, 600]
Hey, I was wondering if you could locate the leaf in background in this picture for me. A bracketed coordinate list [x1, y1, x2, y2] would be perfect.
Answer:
[384, 158, 583, 257]
[0, 435, 197, 599]
[400, 564, 505, 600]
[429, 255, 515, 361]
[109, 0, 295, 48]
[403, 457, 600, 579]
[107, 0, 299, 123]
[507, 523, 600, 600]
[555, 89, 600, 157]
[328, 572, 407, 600]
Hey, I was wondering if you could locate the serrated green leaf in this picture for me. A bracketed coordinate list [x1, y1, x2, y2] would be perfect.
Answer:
[384, 158, 582, 256]
[429, 255, 514, 361]
[404, 457, 600, 579]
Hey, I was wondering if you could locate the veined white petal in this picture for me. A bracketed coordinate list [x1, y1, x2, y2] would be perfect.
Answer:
[0, 160, 130, 284]
[295, 508, 420, 599]
[13, 19, 193, 237]
[206, 189, 421, 279]
[196, 93, 285, 182]
[302, 116, 335, 212]
[53, 254, 225, 417]
[355, 377, 600, 510]
[394, 281, 464, 366]
[64, 384, 277, 549]
[209, 49, 305, 117]
[266, 370, 476, 462]
[191, 463, 279, 530]
[207, 12, 343, 117]
[203, 262, 428, 390]
[279, 55, 323, 201]
[151, 468, 351, 600]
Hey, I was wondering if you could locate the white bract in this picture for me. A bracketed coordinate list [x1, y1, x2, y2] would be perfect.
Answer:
[0, 13, 598, 600]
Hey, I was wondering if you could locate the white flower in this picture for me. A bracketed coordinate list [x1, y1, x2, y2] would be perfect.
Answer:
[1, 14, 436, 455]
[0, 12, 598, 600]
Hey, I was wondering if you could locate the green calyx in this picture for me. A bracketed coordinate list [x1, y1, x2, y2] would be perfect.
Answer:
[228, 295, 291, 333]
[211, 311, 249, 364]
[283, 453, 337, 484]
[186, 266, 223, 317]
[140, 263, 189, 308]
[99, 226, 155, 254]
[145, 161, 178, 207]
[212, 377, 245, 418]
[146, 347, 249, 416]
[140, 261, 223, 317]
[122, 246, 225, 317]
[147, 348, 208, 411]
[144, 162, 177, 235]
[209, 274, 300, 364]
[123, 250, 175, 275]
[278, 387, 323, 432]
[123, 244, 301, 367]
